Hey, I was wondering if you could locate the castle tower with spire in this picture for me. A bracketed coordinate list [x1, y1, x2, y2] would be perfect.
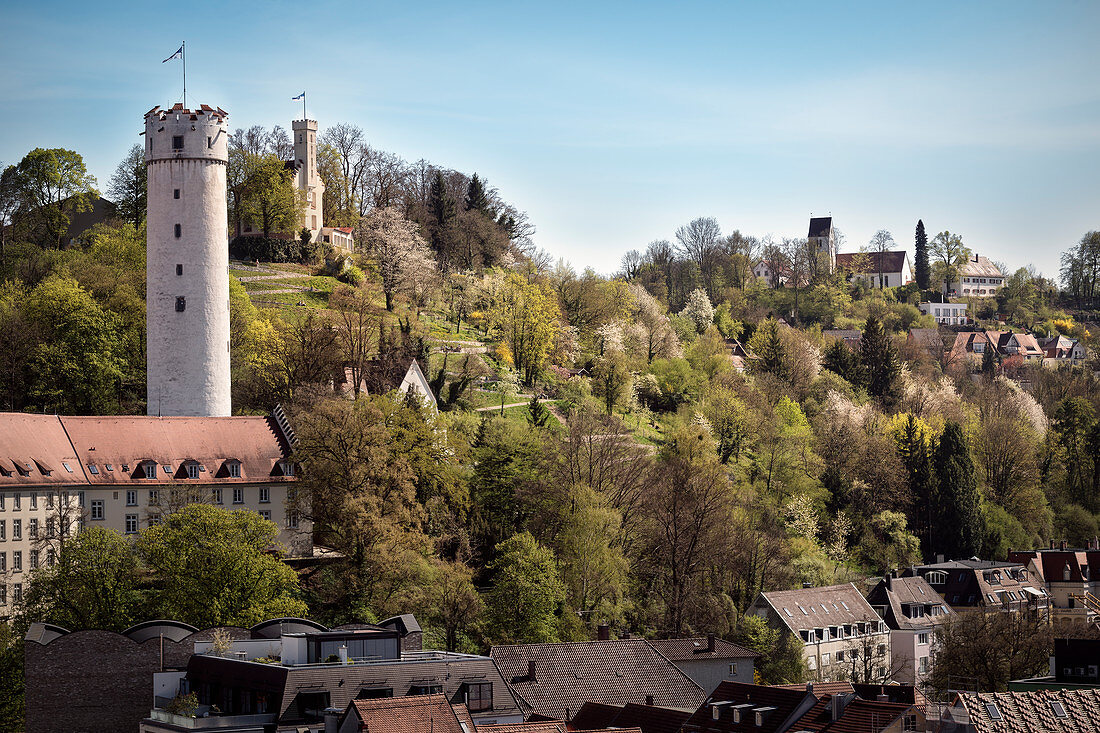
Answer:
[144, 103, 232, 416]
[292, 118, 324, 242]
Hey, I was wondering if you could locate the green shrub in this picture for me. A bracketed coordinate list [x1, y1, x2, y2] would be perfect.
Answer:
[339, 265, 365, 287]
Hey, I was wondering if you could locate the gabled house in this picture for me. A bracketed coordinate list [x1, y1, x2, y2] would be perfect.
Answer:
[336, 693, 472, 733]
[865, 574, 955, 686]
[647, 636, 758, 694]
[1039, 335, 1088, 366]
[746, 584, 891, 683]
[680, 681, 818, 733]
[567, 701, 689, 733]
[1009, 542, 1100, 623]
[754, 258, 790, 288]
[822, 330, 862, 351]
[950, 255, 1005, 297]
[902, 560, 1049, 617]
[489, 639, 705, 721]
[948, 331, 1045, 372]
[835, 251, 913, 289]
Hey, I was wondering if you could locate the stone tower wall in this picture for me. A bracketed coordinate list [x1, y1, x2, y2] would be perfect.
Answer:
[144, 104, 231, 417]
[292, 118, 324, 241]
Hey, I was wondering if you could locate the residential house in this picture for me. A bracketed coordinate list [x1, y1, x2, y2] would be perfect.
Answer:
[901, 560, 1049, 617]
[489, 639, 705, 721]
[950, 255, 1005, 297]
[835, 251, 913, 289]
[397, 359, 438, 413]
[725, 339, 757, 373]
[754, 258, 789, 288]
[1009, 542, 1100, 623]
[335, 694, 473, 733]
[320, 226, 355, 251]
[919, 301, 969, 326]
[937, 688, 1100, 732]
[906, 328, 947, 363]
[746, 583, 891, 683]
[947, 331, 1045, 372]
[866, 574, 956, 686]
[0, 410, 307, 614]
[139, 620, 522, 732]
[776, 689, 926, 733]
[648, 635, 758, 694]
[1039, 334, 1089, 366]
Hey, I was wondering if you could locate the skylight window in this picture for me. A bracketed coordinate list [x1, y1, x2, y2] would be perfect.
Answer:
[798, 605, 808, 615]
[87, 465, 99, 475]
[822, 604, 829, 614]
[104, 464, 113, 471]
[841, 601, 850, 611]
[1051, 701, 1067, 718]
[783, 608, 792, 617]
[61, 462, 72, 472]
[985, 702, 1002, 721]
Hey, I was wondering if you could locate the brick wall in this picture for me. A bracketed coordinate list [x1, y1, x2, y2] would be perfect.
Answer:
[25, 627, 249, 733]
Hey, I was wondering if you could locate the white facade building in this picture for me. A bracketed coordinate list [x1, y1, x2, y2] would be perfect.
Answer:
[144, 103, 231, 417]
[920, 301, 969, 325]
[950, 254, 1004, 297]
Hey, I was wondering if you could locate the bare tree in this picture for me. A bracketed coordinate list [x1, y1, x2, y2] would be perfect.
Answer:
[331, 285, 382, 399]
[675, 217, 723, 297]
[620, 249, 642, 279]
[320, 123, 369, 220]
[358, 207, 437, 311]
[868, 229, 896, 288]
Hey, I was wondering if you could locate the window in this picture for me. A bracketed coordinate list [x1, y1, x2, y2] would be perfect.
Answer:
[0, 553, 5, 571]
[175, 296, 185, 312]
[918, 632, 929, 645]
[232, 488, 244, 504]
[259, 487, 270, 503]
[28, 518, 37, 539]
[904, 714, 919, 732]
[176, 264, 183, 276]
[143, 463, 156, 479]
[187, 463, 200, 479]
[207, 136, 212, 148]
[808, 656, 817, 671]
[12, 494, 18, 510]
[174, 188, 180, 199]
[12, 551, 21, 572]
[12, 584, 20, 603]
[172, 135, 184, 149]
[281, 461, 295, 477]
[984, 702, 1002, 721]
[259, 510, 271, 521]
[918, 656, 929, 674]
[409, 685, 443, 695]
[87, 464, 99, 475]
[286, 511, 299, 529]
[174, 223, 182, 238]
[148, 489, 158, 503]
[126, 490, 137, 506]
[0, 584, 4, 605]
[465, 682, 492, 712]
[0, 520, 5, 540]
[30, 550, 38, 570]
[227, 461, 241, 478]
[212, 488, 223, 504]
[90, 500, 104, 520]
[0, 494, 4, 510]
[729, 662, 738, 675]
[822, 653, 831, 665]
[125, 514, 138, 534]
[356, 688, 392, 699]
[30, 493, 37, 509]
[836, 651, 844, 662]
[12, 519, 20, 540]
[47, 548, 55, 567]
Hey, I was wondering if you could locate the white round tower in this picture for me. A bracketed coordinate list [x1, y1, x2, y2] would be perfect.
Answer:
[144, 103, 231, 416]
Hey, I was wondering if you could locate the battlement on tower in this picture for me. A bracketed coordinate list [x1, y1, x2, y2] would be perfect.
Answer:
[144, 103, 229, 164]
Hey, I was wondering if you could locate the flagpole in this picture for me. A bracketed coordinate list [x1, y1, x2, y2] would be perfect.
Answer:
[302, 91, 306, 121]
[182, 41, 187, 108]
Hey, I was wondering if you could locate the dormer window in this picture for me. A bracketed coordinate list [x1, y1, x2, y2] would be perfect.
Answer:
[281, 461, 295, 477]
[225, 460, 241, 478]
[141, 462, 157, 479]
[187, 463, 200, 479]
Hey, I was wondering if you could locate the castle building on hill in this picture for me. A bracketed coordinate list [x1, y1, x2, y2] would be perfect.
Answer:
[292, 118, 324, 242]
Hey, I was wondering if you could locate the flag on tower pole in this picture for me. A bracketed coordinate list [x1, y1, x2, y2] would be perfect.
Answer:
[163, 42, 186, 107]
[292, 92, 306, 120]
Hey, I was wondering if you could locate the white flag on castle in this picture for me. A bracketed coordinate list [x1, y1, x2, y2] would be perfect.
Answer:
[292, 92, 305, 101]
[163, 45, 184, 63]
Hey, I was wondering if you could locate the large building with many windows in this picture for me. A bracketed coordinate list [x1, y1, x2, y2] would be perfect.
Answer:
[0, 410, 308, 614]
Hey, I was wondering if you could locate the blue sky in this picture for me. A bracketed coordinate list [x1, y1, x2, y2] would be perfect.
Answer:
[2, 1, 1097, 279]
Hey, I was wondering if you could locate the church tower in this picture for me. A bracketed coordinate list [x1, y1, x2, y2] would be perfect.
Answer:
[292, 118, 324, 242]
[144, 103, 232, 416]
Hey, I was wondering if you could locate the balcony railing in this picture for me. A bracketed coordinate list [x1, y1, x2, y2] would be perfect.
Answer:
[147, 709, 276, 729]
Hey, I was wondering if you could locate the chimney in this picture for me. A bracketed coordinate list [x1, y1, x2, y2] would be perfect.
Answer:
[885, 574, 892, 590]
[527, 660, 537, 682]
[645, 695, 654, 706]
[597, 624, 610, 641]
[1061, 539, 1068, 551]
[338, 645, 348, 665]
[707, 633, 716, 653]
[1050, 538, 1056, 549]
[806, 682, 814, 693]
[936, 554, 945, 564]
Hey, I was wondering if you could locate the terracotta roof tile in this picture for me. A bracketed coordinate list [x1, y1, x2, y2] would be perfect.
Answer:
[681, 681, 815, 733]
[346, 693, 465, 733]
[950, 688, 1100, 732]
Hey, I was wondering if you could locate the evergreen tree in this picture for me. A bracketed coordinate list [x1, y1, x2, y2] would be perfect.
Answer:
[747, 318, 787, 379]
[915, 219, 931, 290]
[465, 173, 490, 214]
[427, 170, 457, 264]
[527, 395, 551, 428]
[931, 422, 984, 559]
[859, 316, 900, 400]
[822, 339, 864, 387]
[892, 413, 935, 555]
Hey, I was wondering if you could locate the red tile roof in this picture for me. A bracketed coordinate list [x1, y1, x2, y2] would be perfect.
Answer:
[947, 689, 1100, 732]
[0, 414, 81, 486]
[835, 251, 909, 274]
[681, 681, 815, 733]
[344, 693, 466, 733]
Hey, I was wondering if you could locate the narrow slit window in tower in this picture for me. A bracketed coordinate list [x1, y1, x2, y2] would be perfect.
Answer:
[207, 136, 212, 148]
[174, 189, 180, 199]
[176, 264, 183, 276]
[174, 224, 181, 239]
[175, 296, 186, 312]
